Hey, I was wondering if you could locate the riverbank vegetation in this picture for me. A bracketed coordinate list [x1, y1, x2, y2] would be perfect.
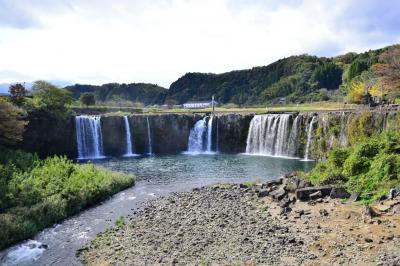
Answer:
[0, 85, 135, 250]
[0, 148, 134, 249]
[305, 127, 400, 203]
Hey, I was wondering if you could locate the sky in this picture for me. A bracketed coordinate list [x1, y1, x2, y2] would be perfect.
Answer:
[0, 0, 399, 89]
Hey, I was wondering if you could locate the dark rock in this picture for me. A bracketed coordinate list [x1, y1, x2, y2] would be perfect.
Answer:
[298, 179, 312, 189]
[258, 189, 270, 198]
[279, 195, 291, 208]
[319, 209, 329, 216]
[270, 188, 287, 201]
[295, 186, 332, 201]
[364, 237, 373, 243]
[378, 195, 388, 201]
[330, 187, 351, 199]
[309, 191, 322, 200]
[263, 179, 282, 188]
[348, 192, 360, 202]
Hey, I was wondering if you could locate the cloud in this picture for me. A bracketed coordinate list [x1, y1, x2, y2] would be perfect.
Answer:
[0, 0, 399, 87]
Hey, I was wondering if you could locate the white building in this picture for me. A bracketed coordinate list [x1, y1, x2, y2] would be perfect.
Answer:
[183, 100, 218, 109]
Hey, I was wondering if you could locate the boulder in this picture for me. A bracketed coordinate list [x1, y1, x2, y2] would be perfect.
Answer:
[330, 187, 350, 199]
[348, 192, 361, 203]
[309, 191, 322, 200]
[263, 179, 282, 188]
[279, 195, 292, 208]
[258, 189, 270, 198]
[270, 188, 287, 201]
[392, 204, 400, 215]
[295, 186, 332, 201]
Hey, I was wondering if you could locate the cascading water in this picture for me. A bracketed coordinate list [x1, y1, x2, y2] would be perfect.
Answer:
[206, 116, 213, 152]
[123, 116, 135, 157]
[303, 116, 317, 161]
[186, 116, 215, 154]
[146, 117, 153, 155]
[187, 117, 207, 154]
[246, 114, 294, 157]
[75, 115, 104, 159]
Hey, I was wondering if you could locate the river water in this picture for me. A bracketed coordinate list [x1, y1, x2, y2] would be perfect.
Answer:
[0, 154, 314, 266]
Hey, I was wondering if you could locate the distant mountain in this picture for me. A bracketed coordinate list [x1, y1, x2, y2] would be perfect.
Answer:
[66, 83, 167, 105]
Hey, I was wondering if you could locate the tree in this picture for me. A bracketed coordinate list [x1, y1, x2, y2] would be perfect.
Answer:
[311, 62, 343, 90]
[80, 92, 96, 107]
[8, 83, 27, 106]
[372, 45, 400, 101]
[0, 99, 27, 145]
[32, 81, 73, 115]
[347, 80, 365, 104]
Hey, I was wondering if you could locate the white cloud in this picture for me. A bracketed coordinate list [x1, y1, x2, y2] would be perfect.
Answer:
[0, 0, 399, 87]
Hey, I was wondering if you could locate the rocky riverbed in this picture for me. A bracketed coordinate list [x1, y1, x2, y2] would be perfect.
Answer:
[82, 181, 400, 265]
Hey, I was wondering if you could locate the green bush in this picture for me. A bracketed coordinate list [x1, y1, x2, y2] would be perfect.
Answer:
[306, 131, 400, 204]
[0, 151, 135, 250]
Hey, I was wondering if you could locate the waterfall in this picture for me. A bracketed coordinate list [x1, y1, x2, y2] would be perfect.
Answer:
[146, 117, 153, 155]
[187, 117, 207, 154]
[206, 116, 213, 152]
[75, 115, 104, 159]
[123, 116, 135, 157]
[246, 114, 294, 157]
[186, 116, 215, 154]
[216, 117, 219, 152]
[304, 116, 317, 161]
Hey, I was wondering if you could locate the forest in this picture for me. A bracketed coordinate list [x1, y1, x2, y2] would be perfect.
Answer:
[65, 44, 400, 106]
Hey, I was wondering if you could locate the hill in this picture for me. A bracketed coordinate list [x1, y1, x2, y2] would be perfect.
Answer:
[66, 83, 167, 105]
[166, 45, 394, 105]
[65, 44, 398, 106]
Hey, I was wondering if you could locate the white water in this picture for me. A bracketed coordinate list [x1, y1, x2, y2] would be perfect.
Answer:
[303, 116, 317, 161]
[187, 117, 207, 154]
[0, 240, 46, 266]
[206, 116, 213, 152]
[246, 114, 295, 157]
[146, 117, 153, 155]
[75, 116, 104, 159]
[186, 116, 215, 154]
[123, 116, 136, 157]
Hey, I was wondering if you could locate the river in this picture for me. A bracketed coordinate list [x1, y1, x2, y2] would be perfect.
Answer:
[0, 153, 314, 266]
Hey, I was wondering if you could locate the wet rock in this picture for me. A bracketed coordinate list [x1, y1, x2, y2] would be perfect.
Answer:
[330, 187, 350, 199]
[295, 186, 332, 201]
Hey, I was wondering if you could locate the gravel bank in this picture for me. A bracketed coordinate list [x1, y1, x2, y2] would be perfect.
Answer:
[82, 184, 314, 265]
[82, 183, 400, 265]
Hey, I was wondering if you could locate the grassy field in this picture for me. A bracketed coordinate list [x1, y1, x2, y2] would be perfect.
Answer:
[73, 102, 357, 115]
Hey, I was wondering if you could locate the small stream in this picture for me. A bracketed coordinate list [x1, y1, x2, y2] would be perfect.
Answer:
[0, 154, 314, 266]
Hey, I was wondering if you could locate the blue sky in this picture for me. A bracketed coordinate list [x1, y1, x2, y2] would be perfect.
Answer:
[0, 0, 399, 89]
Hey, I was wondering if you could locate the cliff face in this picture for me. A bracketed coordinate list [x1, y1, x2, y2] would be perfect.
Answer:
[101, 114, 201, 156]
[19, 109, 77, 158]
[216, 114, 253, 153]
[20, 111, 399, 159]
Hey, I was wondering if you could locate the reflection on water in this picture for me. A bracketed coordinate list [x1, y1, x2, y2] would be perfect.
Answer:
[0, 154, 314, 266]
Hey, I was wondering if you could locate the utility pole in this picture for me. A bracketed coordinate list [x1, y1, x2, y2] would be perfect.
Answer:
[212, 95, 215, 114]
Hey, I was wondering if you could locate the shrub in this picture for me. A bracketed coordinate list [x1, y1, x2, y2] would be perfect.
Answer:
[0, 151, 135, 250]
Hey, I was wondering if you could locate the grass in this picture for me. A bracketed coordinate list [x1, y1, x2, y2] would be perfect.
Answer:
[73, 101, 357, 115]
